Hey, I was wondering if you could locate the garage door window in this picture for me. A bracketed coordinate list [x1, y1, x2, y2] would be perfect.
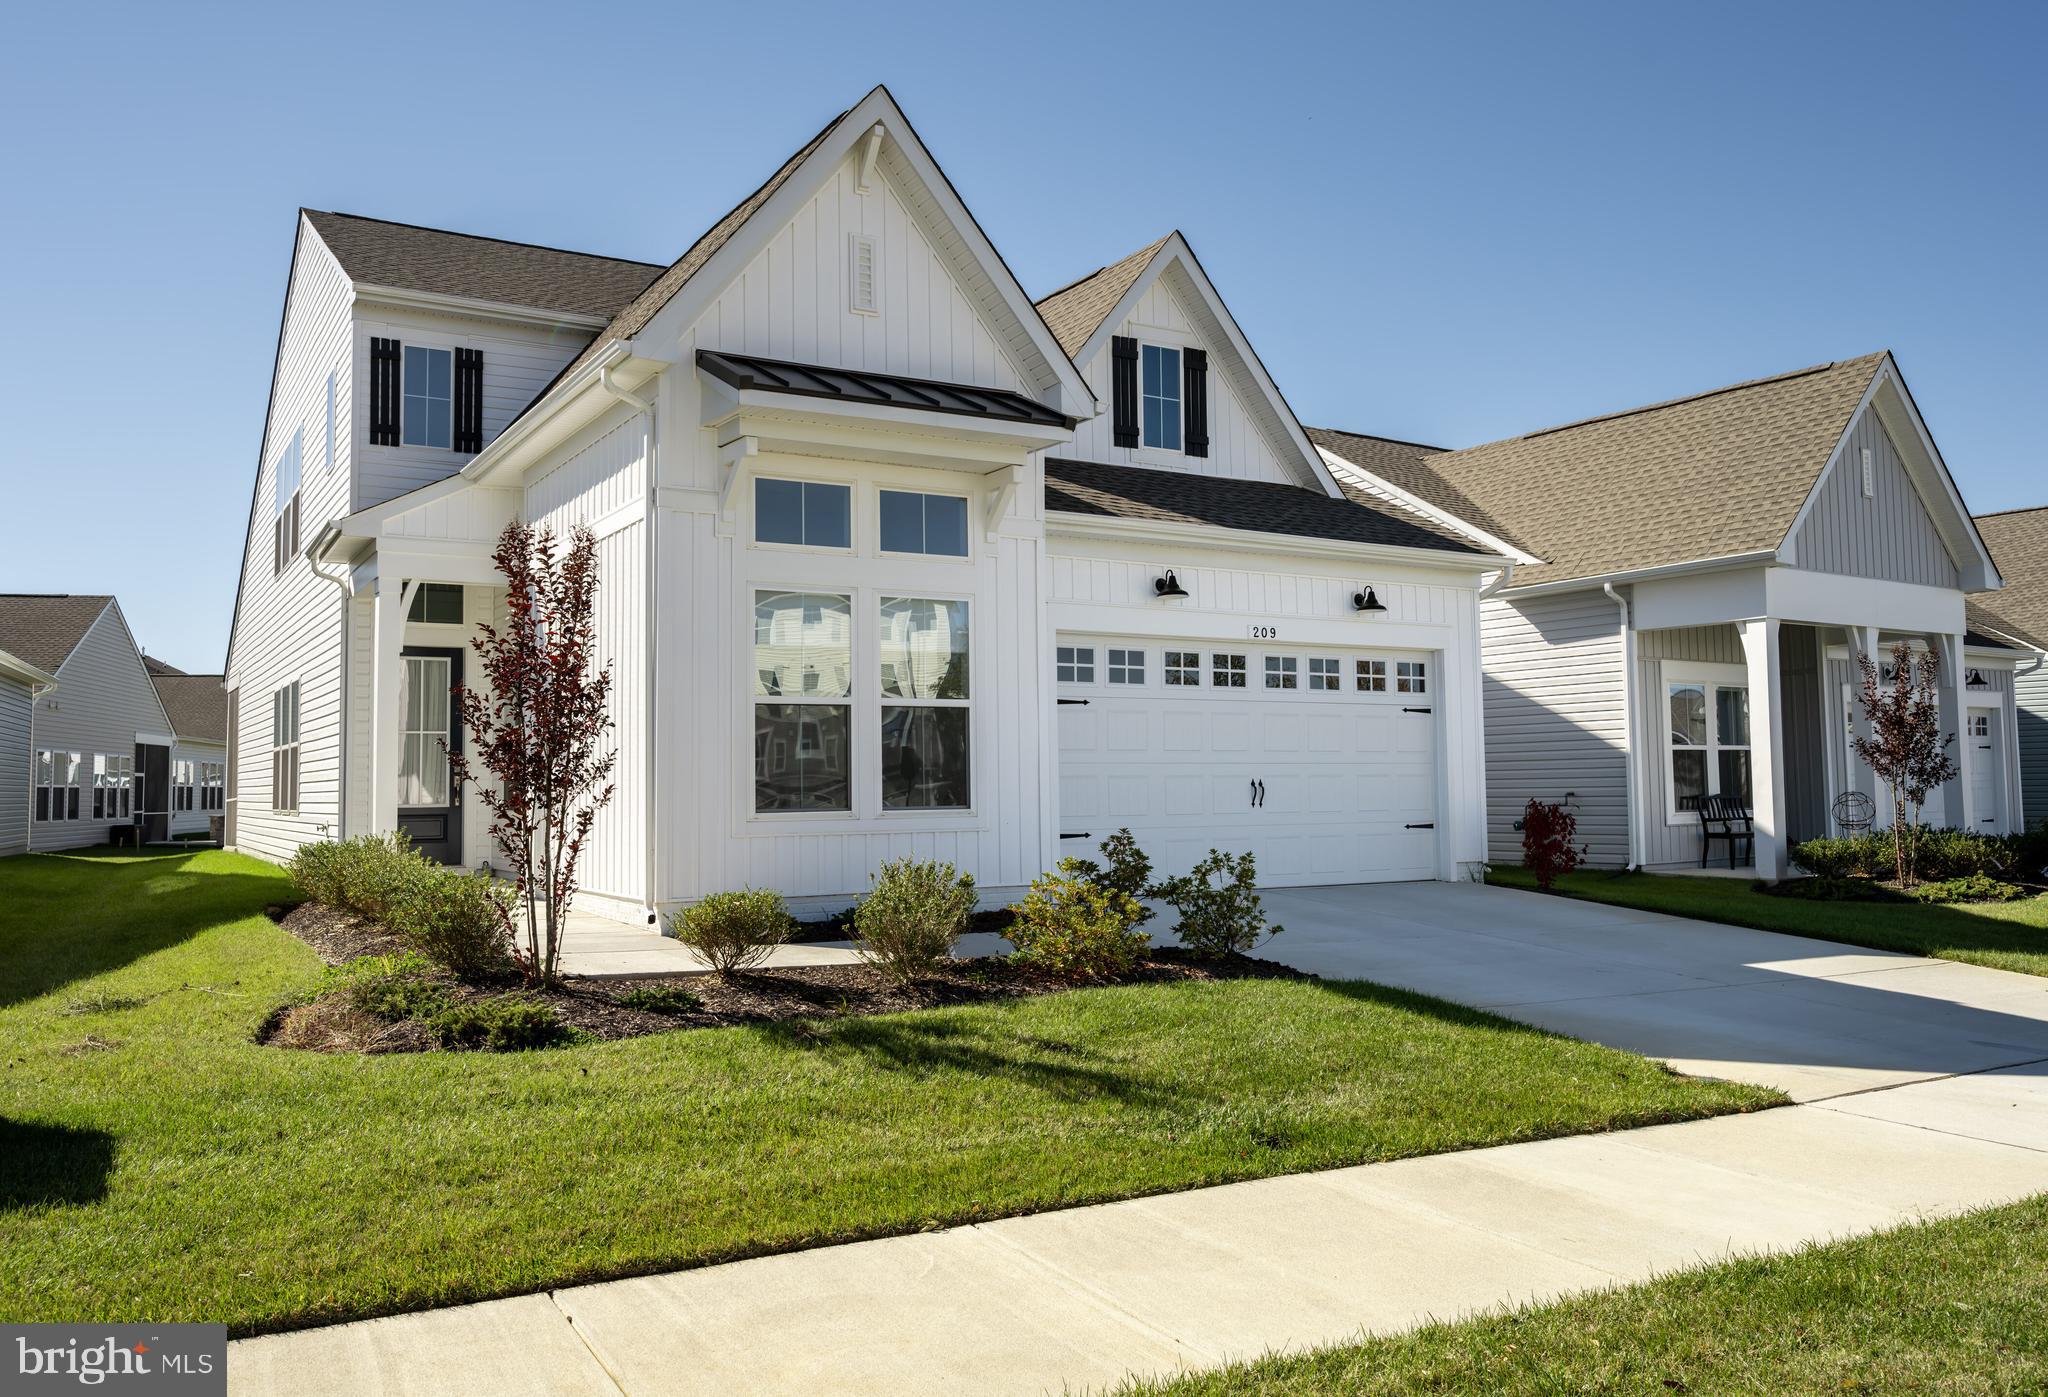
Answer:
[1264, 656, 1298, 690]
[1356, 659, 1387, 692]
[1107, 648, 1146, 685]
[1057, 645, 1095, 684]
[880, 598, 970, 809]
[1308, 657, 1340, 691]
[1211, 653, 1247, 688]
[1397, 661, 1427, 694]
[1164, 651, 1200, 686]
[754, 591, 852, 812]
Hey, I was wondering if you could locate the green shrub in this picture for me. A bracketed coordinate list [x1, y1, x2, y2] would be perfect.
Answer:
[287, 839, 351, 906]
[853, 858, 978, 985]
[428, 995, 586, 1051]
[1154, 849, 1282, 959]
[1912, 828, 2009, 881]
[668, 888, 795, 975]
[1763, 876, 1906, 903]
[287, 832, 436, 922]
[1792, 828, 2022, 883]
[1007, 861, 1150, 981]
[1062, 829, 1157, 928]
[391, 872, 514, 981]
[1911, 873, 2030, 904]
[1789, 836, 1884, 880]
[337, 953, 454, 1021]
[614, 984, 703, 1014]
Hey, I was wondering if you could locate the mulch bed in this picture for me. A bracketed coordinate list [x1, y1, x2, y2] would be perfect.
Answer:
[262, 902, 1306, 1054]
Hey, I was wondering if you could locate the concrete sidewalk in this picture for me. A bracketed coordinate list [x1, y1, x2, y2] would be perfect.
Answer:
[229, 1069, 2048, 1397]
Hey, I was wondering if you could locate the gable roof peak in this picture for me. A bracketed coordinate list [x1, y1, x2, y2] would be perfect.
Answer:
[0, 594, 116, 673]
[1034, 234, 1175, 356]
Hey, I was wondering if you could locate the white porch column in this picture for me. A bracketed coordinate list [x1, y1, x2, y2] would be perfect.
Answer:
[1844, 625, 1880, 817]
[1739, 619, 1789, 880]
[369, 578, 419, 837]
[1932, 631, 1967, 830]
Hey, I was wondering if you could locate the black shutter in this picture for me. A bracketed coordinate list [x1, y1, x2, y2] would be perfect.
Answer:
[453, 348, 483, 453]
[1183, 348, 1209, 458]
[1111, 335, 1139, 448]
[369, 337, 402, 445]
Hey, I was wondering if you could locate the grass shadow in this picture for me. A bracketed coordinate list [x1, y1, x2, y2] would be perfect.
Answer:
[0, 1118, 116, 1209]
[0, 848, 290, 1007]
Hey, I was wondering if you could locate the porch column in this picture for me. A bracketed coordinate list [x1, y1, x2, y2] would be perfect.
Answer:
[369, 578, 419, 837]
[1932, 631, 1967, 830]
[1844, 625, 1880, 816]
[1738, 619, 1789, 880]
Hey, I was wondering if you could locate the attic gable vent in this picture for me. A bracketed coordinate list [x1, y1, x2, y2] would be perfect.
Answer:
[849, 233, 879, 316]
[1860, 446, 1874, 498]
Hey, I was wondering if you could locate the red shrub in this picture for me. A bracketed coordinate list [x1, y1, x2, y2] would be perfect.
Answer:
[1521, 798, 1586, 891]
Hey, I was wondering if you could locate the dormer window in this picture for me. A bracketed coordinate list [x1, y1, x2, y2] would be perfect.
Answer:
[1140, 344, 1182, 451]
[403, 346, 453, 449]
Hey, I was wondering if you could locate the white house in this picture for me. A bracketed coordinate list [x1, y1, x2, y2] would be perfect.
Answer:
[144, 657, 228, 838]
[224, 86, 1501, 923]
[0, 595, 175, 850]
[1316, 352, 2023, 878]
[0, 646, 58, 858]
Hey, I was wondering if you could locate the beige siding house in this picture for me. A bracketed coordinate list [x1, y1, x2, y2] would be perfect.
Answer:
[1318, 352, 2021, 878]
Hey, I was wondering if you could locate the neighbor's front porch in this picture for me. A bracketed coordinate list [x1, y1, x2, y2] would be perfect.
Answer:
[1626, 566, 1995, 879]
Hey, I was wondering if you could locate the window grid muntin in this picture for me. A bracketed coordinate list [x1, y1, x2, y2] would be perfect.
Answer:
[1211, 653, 1247, 688]
[1107, 648, 1146, 685]
[1140, 343, 1183, 451]
[1057, 645, 1096, 684]
[1163, 650, 1200, 686]
[1264, 656, 1298, 690]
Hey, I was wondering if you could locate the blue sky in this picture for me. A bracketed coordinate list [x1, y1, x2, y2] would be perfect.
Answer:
[2, 1, 2042, 671]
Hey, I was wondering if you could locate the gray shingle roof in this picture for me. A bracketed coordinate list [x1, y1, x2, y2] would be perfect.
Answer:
[0, 595, 113, 673]
[1043, 459, 1488, 555]
[1033, 236, 1171, 357]
[1970, 507, 2048, 650]
[1315, 354, 1890, 589]
[142, 654, 185, 676]
[303, 210, 664, 320]
[151, 672, 228, 742]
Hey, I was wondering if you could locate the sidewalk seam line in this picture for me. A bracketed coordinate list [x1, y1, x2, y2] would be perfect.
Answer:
[548, 1291, 633, 1397]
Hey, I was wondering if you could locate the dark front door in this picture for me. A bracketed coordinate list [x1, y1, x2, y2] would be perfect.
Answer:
[135, 742, 171, 843]
[397, 647, 464, 865]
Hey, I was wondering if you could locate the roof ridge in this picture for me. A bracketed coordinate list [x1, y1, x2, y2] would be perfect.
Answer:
[1033, 234, 1173, 307]
[1308, 425, 1449, 454]
[0, 592, 111, 600]
[1496, 353, 1886, 446]
[305, 209, 666, 270]
[1973, 503, 2048, 520]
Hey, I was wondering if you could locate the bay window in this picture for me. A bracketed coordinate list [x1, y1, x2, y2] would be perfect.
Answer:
[753, 591, 852, 812]
[879, 597, 970, 810]
[1666, 666, 1750, 816]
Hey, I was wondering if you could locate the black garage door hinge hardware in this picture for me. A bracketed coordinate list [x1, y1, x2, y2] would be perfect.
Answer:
[1060, 831, 1091, 839]
[1058, 697, 1089, 705]
[1403, 706, 1433, 714]
[1405, 822, 1435, 829]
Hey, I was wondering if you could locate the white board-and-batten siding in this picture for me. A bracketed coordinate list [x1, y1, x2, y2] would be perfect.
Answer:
[1788, 411, 1961, 590]
[31, 605, 174, 851]
[0, 676, 32, 856]
[228, 224, 355, 864]
[1064, 267, 1298, 486]
[1481, 591, 1629, 867]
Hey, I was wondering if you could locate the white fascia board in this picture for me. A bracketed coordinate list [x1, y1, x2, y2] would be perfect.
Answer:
[349, 283, 613, 331]
[1765, 567, 1966, 634]
[1315, 446, 1542, 564]
[1071, 234, 1336, 496]
[0, 647, 56, 689]
[1498, 550, 1781, 601]
[459, 341, 668, 486]
[1046, 510, 1506, 576]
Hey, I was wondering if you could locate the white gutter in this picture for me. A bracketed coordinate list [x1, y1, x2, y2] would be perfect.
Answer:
[1499, 549, 1781, 600]
[1479, 559, 1517, 599]
[598, 357, 663, 927]
[1604, 582, 1643, 871]
[1046, 511, 1512, 573]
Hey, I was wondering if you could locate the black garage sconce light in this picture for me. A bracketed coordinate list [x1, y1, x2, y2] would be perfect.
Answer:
[1154, 569, 1189, 599]
[1353, 586, 1387, 613]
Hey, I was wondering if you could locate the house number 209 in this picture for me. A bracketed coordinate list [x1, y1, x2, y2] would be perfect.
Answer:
[1248, 625, 1280, 640]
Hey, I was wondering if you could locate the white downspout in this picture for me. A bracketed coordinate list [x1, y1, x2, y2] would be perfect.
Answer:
[310, 538, 354, 842]
[599, 360, 662, 927]
[1604, 582, 1643, 871]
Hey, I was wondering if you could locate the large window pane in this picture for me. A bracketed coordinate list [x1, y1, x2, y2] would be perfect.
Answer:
[880, 490, 968, 557]
[1718, 750, 1752, 806]
[754, 704, 850, 811]
[402, 345, 453, 449]
[754, 592, 851, 698]
[881, 707, 970, 809]
[1716, 686, 1750, 747]
[1672, 750, 1707, 811]
[754, 478, 852, 548]
[755, 477, 804, 544]
[1140, 344, 1181, 451]
[879, 598, 968, 699]
[1668, 684, 1706, 746]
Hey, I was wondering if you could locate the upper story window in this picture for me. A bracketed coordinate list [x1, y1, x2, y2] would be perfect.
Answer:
[1140, 344, 1182, 451]
[879, 490, 968, 557]
[403, 346, 453, 449]
[755, 477, 852, 550]
[272, 429, 302, 576]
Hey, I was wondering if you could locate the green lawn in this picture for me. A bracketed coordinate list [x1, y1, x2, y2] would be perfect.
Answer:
[1490, 866, 2048, 978]
[1120, 1195, 2048, 1395]
[0, 849, 1776, 1336]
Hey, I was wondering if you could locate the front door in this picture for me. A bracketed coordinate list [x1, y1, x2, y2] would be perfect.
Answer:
[1968, 708, 2005, 834]
[398, 648, 463, 864]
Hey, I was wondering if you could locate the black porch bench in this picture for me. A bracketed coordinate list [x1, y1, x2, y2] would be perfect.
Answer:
[1695, 794, 1753, 869]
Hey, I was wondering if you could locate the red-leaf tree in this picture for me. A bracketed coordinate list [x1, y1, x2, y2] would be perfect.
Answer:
[1850, 640, 1958, 888]
[448, 522, 616, 984]
[1521, 797, 1587, 891]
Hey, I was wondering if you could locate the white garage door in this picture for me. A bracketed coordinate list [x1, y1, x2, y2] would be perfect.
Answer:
[1057, 638, 1439, 886]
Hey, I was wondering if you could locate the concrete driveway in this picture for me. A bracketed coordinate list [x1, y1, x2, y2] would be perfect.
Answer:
[1248, 880, 2048, 1102]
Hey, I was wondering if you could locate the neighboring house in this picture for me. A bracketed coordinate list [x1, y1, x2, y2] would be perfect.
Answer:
[0, 595, 177, 850]
[1968, 507, 2048, 831]
[144, 657, 228, 838]
[1316, 352, 2016, 878]
[225, 85, 1501, 923]
[0, 647, 58, 858]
